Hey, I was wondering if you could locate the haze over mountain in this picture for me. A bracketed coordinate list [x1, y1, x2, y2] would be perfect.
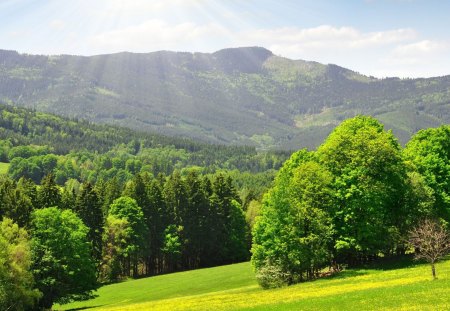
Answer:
[1, 46, 449, 149]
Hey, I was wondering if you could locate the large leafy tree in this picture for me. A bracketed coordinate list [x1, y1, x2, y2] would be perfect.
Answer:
[403, 125, 450, 221]
[252, 152, 333, 284]
[317, 116, 407, 261]
[0, 218, 40, 311]
[31, 207, 97, 309]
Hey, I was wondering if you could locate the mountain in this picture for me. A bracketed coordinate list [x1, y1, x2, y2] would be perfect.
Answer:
[0, 47, 449, 149]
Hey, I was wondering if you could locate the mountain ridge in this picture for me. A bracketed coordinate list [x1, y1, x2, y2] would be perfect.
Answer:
[0, 46, 449, 149]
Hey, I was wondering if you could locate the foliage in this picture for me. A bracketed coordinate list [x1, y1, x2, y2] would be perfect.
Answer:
[317, 116, 407, 259]
[403, 125, 450, 220]
[0, 102, 289, 181]
[108, 196, 148, 277]
[31, 207, 98, 309]
[162, 225, 183, 272]
[255, 262, 290, 289]
[100, 216, 130, 282]
[252, 158, 334, 283]
[251, 116, 438, 288]
[0, 218, 40, 311]
[0, 176, 34, 227]
[74, 182, 104, 264]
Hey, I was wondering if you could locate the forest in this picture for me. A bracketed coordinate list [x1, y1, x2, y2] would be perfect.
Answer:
[1, 47, 450, 149]
[0, 104, 286, 310]
[0, 107, 449, 310]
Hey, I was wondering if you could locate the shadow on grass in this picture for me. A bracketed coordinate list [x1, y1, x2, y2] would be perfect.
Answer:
[64, 306, 105, 311]
[355, 254, 420, 271]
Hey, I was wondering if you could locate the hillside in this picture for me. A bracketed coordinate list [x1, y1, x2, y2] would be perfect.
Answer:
[1, 47, 449, 149]
[57, 259, 450, 310]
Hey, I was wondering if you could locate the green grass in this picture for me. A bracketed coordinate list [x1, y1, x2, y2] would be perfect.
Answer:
[0, 162, 9, 175]
[56, 258, 450, 311]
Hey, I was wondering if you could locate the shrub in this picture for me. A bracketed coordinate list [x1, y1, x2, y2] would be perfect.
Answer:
[255, 264, 290, 289]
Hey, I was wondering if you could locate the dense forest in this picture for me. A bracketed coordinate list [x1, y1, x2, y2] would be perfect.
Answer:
[0, 104, 289, 310]
[0, 107, 449, 310]
[1, 47, 449, 149]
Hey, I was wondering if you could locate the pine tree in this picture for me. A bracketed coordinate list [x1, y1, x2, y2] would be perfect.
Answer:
[75, 182, 104, 264]
[37, 173, 61, 208]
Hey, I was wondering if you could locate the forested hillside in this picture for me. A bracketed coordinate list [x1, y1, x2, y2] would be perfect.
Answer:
[0, 103, 288, 183]
[1, 110, 449, 310]
[1, 47, 449, 149]
[0, 105, 286, 309]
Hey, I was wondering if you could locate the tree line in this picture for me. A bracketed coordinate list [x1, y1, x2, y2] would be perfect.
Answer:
[0, 169, 251, 310]
[0, 102, 289, 173]
[252, 116, 450, 288]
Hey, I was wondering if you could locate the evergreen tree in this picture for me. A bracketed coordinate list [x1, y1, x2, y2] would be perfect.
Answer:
[145, 177, 166, 275]
[0, 176, 34, 227]
[75, 182, 104, 264]
[37, 173, 61, 208]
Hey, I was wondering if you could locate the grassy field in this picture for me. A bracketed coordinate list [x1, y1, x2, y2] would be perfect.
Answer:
[0, 162, 9, 175]
[56, 257, 450, 311]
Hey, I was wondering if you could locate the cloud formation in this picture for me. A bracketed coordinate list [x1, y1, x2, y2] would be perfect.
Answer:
[3, 0, 450, 78]
[85, 20, 450, 77]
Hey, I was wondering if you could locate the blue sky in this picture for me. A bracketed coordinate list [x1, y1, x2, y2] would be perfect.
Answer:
[1, 0, 450, 78]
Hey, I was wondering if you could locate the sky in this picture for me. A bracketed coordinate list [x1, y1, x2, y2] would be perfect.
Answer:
[1, 0, 450, 78]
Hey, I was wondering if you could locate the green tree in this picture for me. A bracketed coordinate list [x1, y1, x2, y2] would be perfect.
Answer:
[108, 196, 147, 277]
[37, 173, 61, 208]
[317, 116, 407, 262]
[75, 182, 104, 264]
[0, 176, 34, 227]
[100, 215, 130, 282]
[162, 224, 182, 273]
[403, 126, 450, 221]
[252, 159, 334, 285]
[31, 207, 97, 309]
[145, 177, 167, 274]
[210, 173, 248, 264]
[0, 218, 40, 310]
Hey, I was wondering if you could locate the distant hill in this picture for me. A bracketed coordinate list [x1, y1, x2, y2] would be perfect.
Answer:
[0, 47, 449, 149]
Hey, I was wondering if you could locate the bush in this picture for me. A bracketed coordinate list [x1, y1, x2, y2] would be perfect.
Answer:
[255, 264, 290, 289]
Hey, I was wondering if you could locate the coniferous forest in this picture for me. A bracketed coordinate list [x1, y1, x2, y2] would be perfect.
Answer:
[0, 104, 449, 310]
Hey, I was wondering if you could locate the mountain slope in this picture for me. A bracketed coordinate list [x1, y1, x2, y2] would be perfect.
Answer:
[1, 47, 449, 149]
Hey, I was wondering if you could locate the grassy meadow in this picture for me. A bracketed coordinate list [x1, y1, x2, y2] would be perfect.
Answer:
[57, 257, 450, 311]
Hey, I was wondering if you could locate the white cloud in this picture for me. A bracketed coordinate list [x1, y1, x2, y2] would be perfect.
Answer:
[88, 19, 230, 53]
[49, 19, 65, 30]
[392, 40, 448, 57]
[237, 26, 417, 56]
[82, 21, 450, 77]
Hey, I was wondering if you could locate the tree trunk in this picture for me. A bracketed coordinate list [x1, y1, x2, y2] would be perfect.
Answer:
[431, 262, 437, 279]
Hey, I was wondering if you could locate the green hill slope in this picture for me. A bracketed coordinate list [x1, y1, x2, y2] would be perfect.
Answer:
[1, 47, 449, 149]
[57, 259, 450, 311]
